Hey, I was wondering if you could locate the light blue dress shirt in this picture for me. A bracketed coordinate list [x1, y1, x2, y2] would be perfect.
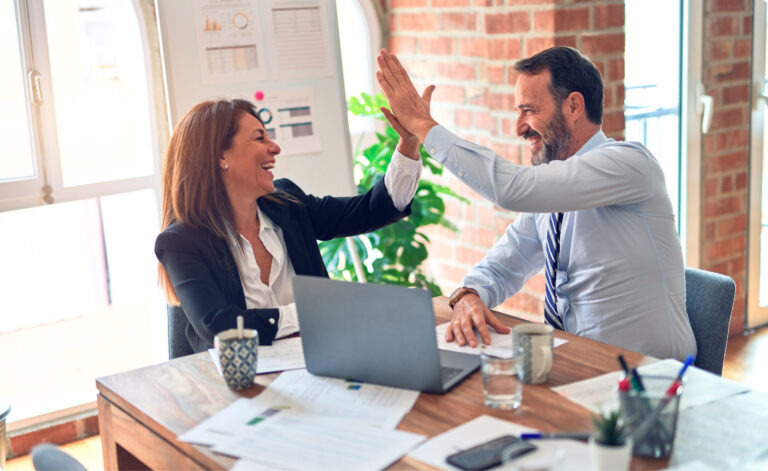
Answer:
[425, 125, 696, 361]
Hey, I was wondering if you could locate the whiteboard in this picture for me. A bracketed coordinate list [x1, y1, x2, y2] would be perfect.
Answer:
[156, 0, 355, 197]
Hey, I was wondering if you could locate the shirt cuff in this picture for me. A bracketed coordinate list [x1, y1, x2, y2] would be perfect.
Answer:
[276, 302, 299, 339]
[384, 149, 423, 212]
[423, 125, 461, 164]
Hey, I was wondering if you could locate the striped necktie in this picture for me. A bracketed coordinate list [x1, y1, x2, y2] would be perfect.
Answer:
[544, 212, 565, 330]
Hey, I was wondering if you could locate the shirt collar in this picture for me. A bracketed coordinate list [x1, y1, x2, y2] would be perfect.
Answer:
[573, 129, 608, 157]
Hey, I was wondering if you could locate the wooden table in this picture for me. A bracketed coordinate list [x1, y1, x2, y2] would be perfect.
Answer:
[96, 297, 663, 470]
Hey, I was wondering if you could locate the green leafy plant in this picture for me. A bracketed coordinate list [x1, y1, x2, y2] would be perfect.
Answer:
[592, 409, 628, 446]
[318, 92, 468, 296]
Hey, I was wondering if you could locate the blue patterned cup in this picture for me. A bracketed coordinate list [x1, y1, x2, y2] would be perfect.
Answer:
[214, 327, 259, 390]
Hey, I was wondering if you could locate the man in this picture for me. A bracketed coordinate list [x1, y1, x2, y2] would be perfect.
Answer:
[377, 46, 696, 361]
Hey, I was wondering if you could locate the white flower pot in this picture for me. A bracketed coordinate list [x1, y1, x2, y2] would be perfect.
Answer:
[589, 435, 632, 471]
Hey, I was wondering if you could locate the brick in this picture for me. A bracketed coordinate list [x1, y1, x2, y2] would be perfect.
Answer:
[433, 262, 469, 282]
[437, 62, 476, 80]
[709, 61, 750, 83]
[468, 89, 490, 107]
[717, 214, 747, 236]
[580, 33, 624, 56]
[704, 235, 746, 261]
[730, 256, 746, 274]
[399, 12, 436, 31]
[707, 16, 739, 37]
[555, 8, 591, 32]
[434, 84, 466, 103]
[455, 109, 473, 127]
[710, 107, 744, 130]
[594, 4, 624, 29]
[477, 206, 495, 227]
[433, 0, 470, 6]
[744, 15, 751, 34]
[488, 64, 505, 84]
[439, 12, 478, 31]
[602, 111, 625, 134]
[390, 0, 427, 6]
[443, 197, 463, 219]
[728, 128, 749, 148]
[523, 35, 577, 57]
[487, 92, 516, 111]
[709, 0, 746, 12]
[703, 195, 742, 218]
[722, 84, 749, 105]
[707, 40, 733, 61]
[735, 172, 747, 189]
[709, 150, 747, 173]
[459, 38, 487, 57]
[704, 132, 728, 154]
[390, 35, 417, 54]
[485, 11, 530, 35]
[705, 221, 717, 239]
[419, 37, 453, 55]
[608, 58, 624, 82]
[488, 38, 522, 60]
[502, 292, 542, 313]
[501, 117, 517, 136]
[474, 110, 493, 131]
[459, 226, 496, 246]
[456, 245, 487, 265]
[463, 203, 476, 220]
[733, 38, 751, 58]
[704, 177, 720, 196]
[721, 175, 733, 193]
[494, 214, 517, 234]
[428, 239, 454, 259]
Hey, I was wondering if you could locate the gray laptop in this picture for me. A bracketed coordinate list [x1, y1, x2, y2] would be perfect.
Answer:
[292, 275, 480, 394]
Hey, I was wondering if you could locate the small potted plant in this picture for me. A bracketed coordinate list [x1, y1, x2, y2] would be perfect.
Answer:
[589, 409, 632, 471]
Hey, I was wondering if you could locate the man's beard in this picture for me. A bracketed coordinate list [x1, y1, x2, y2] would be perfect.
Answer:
[525, 111, 572, 166]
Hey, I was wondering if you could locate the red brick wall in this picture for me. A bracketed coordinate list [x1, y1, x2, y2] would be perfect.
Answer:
[700, 0, 752, 335]
[385, 1, 625, 320]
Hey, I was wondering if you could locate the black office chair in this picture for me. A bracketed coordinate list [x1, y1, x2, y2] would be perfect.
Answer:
[684, 267, 736, 376]
[167, 305, 195, 359]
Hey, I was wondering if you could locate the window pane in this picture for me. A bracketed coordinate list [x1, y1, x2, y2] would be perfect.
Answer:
[0, 190, 165, 421]
[0, 1, 36, 182]
[43, 0, 154, 187]
[336, 0, 374, 136]
[625, 0, 681, 225]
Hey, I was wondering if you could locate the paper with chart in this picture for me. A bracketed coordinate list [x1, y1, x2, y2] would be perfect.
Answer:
[551, 358, 750, 414]
[193, 0, 267, 85]
[435, 322, 567, 357]
[408, 415, 593, 471]
[181, 397, 425, 471]
[208, 336, 304, 376]
[253, 87, 321, 156]
[255, 369, 420, 429]
[668, 390, 768, 470]
[263, 0, 333, 79]
[217, 413, 425, 471]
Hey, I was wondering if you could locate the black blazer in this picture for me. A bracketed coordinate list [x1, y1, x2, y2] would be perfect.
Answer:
[155, 178, 411, 353]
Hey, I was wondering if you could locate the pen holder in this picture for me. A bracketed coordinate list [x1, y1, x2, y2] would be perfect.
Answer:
[619, 375, 682, 459]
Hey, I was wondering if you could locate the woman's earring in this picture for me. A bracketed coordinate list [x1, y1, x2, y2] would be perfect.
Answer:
[224, 164, 229, 170]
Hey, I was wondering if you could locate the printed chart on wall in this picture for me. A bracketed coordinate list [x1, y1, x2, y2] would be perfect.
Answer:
[193, 0, 267, 85]
[263, 0, 334, 79]
[252, 87, 321, 157]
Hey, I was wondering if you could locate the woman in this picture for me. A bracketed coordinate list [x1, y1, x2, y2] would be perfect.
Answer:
[156, 99, 421, 353]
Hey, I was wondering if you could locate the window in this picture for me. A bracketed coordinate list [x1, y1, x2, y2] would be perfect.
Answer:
[336, 0, 381, 144]
[0, 0, 167, 424]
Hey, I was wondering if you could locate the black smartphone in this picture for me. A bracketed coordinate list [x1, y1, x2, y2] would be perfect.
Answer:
[445, 434, 537, 471]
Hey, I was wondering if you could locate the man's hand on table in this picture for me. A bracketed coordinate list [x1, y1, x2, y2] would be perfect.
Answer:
[446, 293, 511, 348]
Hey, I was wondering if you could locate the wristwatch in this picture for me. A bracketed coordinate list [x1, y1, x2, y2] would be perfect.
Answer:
[448, 286, 478, 310]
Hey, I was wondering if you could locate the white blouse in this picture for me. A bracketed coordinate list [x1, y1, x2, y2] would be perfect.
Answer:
[227, 150, 422, 339]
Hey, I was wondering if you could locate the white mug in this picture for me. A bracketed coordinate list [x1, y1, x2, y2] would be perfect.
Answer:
[512, 324, 554, 384]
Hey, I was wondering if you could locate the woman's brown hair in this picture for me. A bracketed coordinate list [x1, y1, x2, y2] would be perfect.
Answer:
[158, 98, 271, 304]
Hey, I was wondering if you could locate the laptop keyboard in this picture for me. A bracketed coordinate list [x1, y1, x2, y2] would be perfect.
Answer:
[441, 366, 464, 384]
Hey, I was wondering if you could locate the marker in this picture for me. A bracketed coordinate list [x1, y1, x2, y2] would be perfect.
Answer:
[617, 355, 631, 375]
[520, 433, 591, 442]
[630, 367, 646, 391]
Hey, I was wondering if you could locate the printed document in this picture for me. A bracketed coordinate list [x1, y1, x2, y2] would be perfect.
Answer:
[552, 358, 750, 414]
[435, 322, 567, 357]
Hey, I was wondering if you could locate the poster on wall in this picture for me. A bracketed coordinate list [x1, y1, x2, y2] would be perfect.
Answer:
[193, 0, 268, 85]
[251, 87, 322, 157]
[263, 0, 334, 79]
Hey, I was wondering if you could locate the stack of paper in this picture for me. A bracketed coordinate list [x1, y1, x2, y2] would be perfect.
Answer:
[435, 322, 567, 357]
[180, 369, 423, 470]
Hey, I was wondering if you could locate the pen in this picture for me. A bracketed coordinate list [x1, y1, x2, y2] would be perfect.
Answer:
[617, 355, 630, 375]
[520, 433, 591, 442]
[630, 367, 645, 391]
